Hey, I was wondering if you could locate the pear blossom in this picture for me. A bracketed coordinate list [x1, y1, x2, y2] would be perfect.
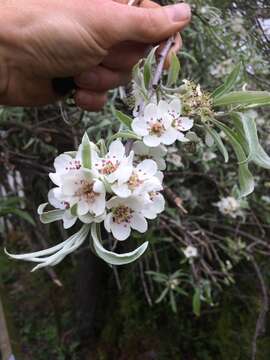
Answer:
[105, 196, 148, 241]
[183, 245, 198, 259]
[111, 159, 162, 198]
[92, 140, 134, 184]
[133, 140, 167, 170]
[141, 191, 165, 219]
[132, 101, 177, 147]
[215, 196, 242, 218]
[167, 98, 194, 142]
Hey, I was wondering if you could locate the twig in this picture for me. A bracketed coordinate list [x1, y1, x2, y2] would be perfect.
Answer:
[139, 260, 153, 306]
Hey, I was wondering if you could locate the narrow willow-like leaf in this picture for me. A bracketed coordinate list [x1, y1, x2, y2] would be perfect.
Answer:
[192, 288, 201, 317]
[205, 125, 229, 162]
[237, 112, 270, 169]
[114, 109, 132, 129]
[212, 63, 241, 99]
[11, 209, 35, 225]
[213, 91, 270, 108]
[81, 132, 92, 169]
[5, 225, 91, 271]
[91, 223, 149, 266]
[212, 119, 254, 197]
[143, 46, 157, 89]
[37, 203, 64, 224]
[109, 130, 141, 143]
[167, 52, 180, 87]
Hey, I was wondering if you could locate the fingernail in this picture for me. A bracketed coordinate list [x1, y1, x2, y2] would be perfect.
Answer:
[165, 3, 191, 22]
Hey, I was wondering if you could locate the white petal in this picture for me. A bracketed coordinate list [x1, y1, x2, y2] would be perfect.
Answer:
[109, 140, 125, 160]
[125, 196, 145, 212]
[160, 127, 178, 145]
[93, 179, 105, 194]
[77, 200, 90, 216]
[169, 98, 182, 116]
[144, 102, 158, 122]
[62, 211, 77, 229]
[157, 100, 169, 118]
[155, 171, 164, 183]
[111, 183, 131, 198]
[48, 188, 65, 209]
[141, 208, 158, 220]
[130, 213, 148, 233]
[49, 173, 61, 187]
[54, 154, 72, 173]
[177, 132, 190, 142]
[137, 159, 157, 178]
[152, 193, 165, 213]
[143, 135, 161, 147]
[111, 221, 131, 241]
[177, 117, 193, 131]
[132, 118, 149, 136]
[106, 196, 123, 210]
[162, 113, 173, 129]
[90, 195, 106, 216]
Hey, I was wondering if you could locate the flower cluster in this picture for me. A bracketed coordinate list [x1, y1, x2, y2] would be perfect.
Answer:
[48, 137, 165, 241]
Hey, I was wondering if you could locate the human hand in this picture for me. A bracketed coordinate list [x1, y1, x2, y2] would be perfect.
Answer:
[0, 0, 191, 108]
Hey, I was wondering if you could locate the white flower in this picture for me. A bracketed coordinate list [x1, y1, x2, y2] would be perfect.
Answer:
[61, 169, 106, 216]
[111, 159, 162, 198]
[167, 98, 194, 141]
[49, 142, 97, 187]
[140, 191, 165, 219]
[92, 140, 134, 184]
[105, 196, 148, 241]
[133, 141, 167, 170]
[183, 245, 198, 259]
[215, 196, 242, 218]
[132, 101, 176, 147]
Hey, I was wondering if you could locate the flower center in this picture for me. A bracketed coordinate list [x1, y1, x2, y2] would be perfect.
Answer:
[99, 160, 119, 175]
[112, 205, 133, 224]
[128, 172, 143, 190]
[75, 180, 98, 203]
[149, 191, 158, 200]
[172, 118, 183, 130]
[149, 120, 165, 136]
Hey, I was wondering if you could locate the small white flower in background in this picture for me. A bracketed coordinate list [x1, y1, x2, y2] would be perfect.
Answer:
[215, 196, 242, 218]
[166, 147, 183, 168]
[133, 141, 167, 170]
[105, 196, 148, 241]
[202, 150, 217, 162]
[183, 245, 198, 259]
[92, 140, 134, 184]
[111, 159, 162, 198]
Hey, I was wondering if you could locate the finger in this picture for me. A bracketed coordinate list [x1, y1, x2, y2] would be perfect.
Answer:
[75, 90, 107, 111]
[100, 2, 191, 47]
[102, 42, 149, 70]
[75, 66, 131, 91]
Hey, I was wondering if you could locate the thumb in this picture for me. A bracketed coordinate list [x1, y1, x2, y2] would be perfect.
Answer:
[103, 2, 191, 46]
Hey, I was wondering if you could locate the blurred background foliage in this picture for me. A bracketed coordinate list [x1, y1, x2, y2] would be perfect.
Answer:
[0, 0, 270, 359]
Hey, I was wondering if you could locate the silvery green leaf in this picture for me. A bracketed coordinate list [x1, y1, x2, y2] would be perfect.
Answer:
[167, 52, 180, 87]
[37, 202, 65, 224]
[212, 63, 241, 99]
[213, 91, 270, 108]
[205, 125, 229, 162]
[156, 288, 169, 303]
[5, 224, 91, 271]
[109, 130, 141, 143]
[212, 119, 254, 197]
[114, 109, 132, 129]
[81, 132, 92, 169]
[143, 46, 158, 89]
[91, 223, 149, 266]
[237, 112, 270, 169]
[64, 151, 77, 158]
